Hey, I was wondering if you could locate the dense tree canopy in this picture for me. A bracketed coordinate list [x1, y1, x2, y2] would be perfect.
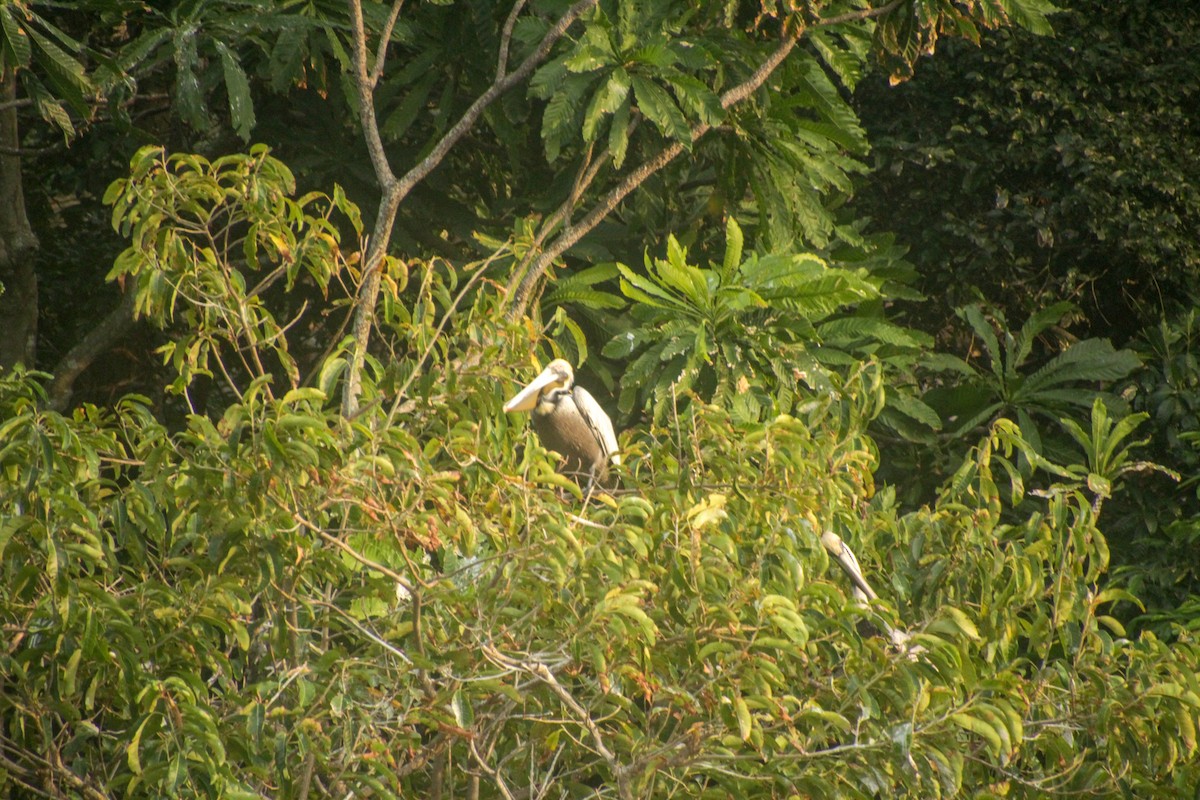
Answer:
[853, 0, 1200, 344]
[2, 0, 1199, 797]
[851, 0, 1200, 626]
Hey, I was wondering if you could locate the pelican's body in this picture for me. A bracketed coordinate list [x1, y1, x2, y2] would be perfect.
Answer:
[503, 359, 620, 487]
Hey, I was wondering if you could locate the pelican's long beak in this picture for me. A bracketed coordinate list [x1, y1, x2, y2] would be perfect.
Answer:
[503, 366, 563, 413]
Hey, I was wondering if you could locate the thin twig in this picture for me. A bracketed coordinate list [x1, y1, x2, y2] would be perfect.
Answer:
[293, 510, 417, 594]
[496, 0, 528, 81]
[468, 739, 518, 800]
[370, 0, 407, 88]
[482, 645, 633, 800]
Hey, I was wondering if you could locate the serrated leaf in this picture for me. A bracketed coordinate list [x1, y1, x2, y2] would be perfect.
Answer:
[885, 390, 943, 430]
[27, 25, 90, 116]
[382, 71, 437, 142]
[25, 78, 75, 139]
[608, 96, 631, 167]
[665, 73, 724, 126]
[1006, 0, 1059, 36]
[564, 46, 608, 73]
[1021, 339, 1140, 396]
[173, 31, 207, 130]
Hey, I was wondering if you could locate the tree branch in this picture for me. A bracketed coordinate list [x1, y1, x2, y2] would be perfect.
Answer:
[812, 0, 904, 29]
[370, 0, 407, 88]
[501, 0, 908, 320]
[47, 288, 137, 411]
[482, 644, 633, 800]
[496, 0, 527, 81]
[341, 0, 599, 416]
[503, 33, 799, 319]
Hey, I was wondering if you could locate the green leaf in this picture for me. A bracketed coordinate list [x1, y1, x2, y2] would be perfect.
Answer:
[722, 217, 743, 279]
[0, 6, 32, 67]
[629, 42, 677, 69]
[127, 714, 153, 775]
[1013, 301, 1073, 367]
[616, 263, 690, 312]
[734, 695, 752, 741]
[581, 71, 630, 142]
[1021, 339, 1141, 397]
[1003, 0, 1060, 36]
[25, 77, 75, 140]
[631, 75, 690, 142]
[665, 73, 724, 126]
[541, 80, 582, 162]
[950, 712, 1005, 756]
[564, 46, 609, 73]
[215, 41, 256, 141]
[27, 25, 90, 116]
[608, 96, 631, 168]
[173, 30, 207, 130]
[959, 305, 1005, 383]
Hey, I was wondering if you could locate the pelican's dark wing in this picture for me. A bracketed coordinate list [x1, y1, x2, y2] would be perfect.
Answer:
[572, 385, 620, 466]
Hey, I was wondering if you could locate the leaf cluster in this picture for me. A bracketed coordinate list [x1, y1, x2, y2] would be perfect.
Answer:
[104, 144, 361, 400]
[595, 216, 927, 426]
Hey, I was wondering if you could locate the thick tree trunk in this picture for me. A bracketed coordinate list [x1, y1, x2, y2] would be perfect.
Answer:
[0, 69, 38, 370]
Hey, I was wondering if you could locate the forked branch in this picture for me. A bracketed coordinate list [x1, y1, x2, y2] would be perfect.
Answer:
[342, 0, 599, 416]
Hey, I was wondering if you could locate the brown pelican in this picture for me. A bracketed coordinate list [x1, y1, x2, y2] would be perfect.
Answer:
[821, 531, 923, 658]
[503, 359, 620, 488]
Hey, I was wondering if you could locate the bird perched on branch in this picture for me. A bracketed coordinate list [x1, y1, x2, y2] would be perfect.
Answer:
[503, 359, 620, 490]
[821, 531, 924, 658]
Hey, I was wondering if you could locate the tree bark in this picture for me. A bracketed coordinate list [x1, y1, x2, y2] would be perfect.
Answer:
[0, 69, 39, 370]
[46, 288, 137, 411]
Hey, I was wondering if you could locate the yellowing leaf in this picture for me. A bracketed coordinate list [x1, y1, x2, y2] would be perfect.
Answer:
[687, 493, 727, 530]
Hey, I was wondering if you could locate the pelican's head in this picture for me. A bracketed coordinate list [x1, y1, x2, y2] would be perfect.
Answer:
[503, 359, 575, 413]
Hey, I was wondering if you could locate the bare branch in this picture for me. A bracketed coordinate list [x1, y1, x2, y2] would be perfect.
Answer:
[0, 96, 32, 112]
[347, 0, 398, 189]
[47, 289, 137, 412]
[341, 0, 598, 416]
[0, 143, 60, 156]
[496, 0, 528, 81]
[506, 139, 610, 299]
[482, 644, 633, 800]
[813, 0, 904, 29]
[468, 738, 518, 800]
[371, 0, 407, 88]
[393, 0, 598, 205]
